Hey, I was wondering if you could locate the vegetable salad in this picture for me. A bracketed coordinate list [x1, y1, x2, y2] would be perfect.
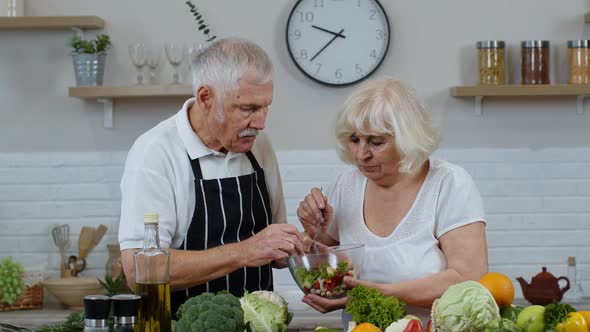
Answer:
[295, 261, 358, 298]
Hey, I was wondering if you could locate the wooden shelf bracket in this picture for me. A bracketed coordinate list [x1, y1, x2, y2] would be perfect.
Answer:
[97, 98, 113, 128]
[577, 95, 587, 115]
[474, 96, 483, 116]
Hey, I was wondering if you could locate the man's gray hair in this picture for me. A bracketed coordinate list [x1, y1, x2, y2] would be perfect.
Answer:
[191, 38, 273, 99]
[335, 77, 440, 174]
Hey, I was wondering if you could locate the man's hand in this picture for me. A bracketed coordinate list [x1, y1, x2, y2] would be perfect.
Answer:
[239, 224, 306, 267]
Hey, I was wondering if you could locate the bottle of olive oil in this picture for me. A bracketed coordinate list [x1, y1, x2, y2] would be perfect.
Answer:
[134, 213, 171, 332]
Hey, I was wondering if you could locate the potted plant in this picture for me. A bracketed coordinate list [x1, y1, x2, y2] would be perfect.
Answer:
[68, 34, 111, 86]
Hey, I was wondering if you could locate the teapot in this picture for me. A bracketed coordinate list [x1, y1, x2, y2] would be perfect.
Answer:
[516, 266, 570, 305]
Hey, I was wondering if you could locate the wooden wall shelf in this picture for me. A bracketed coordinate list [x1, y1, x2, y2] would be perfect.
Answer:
[69, 85, 193, 99]
[450, 84, 590, 115]
[69, 85, 193, 128]
[0, 16, 104, 30]
[451, 84, 590, 97]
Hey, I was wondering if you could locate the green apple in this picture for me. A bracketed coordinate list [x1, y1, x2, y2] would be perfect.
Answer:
[516, 305, 545, 332]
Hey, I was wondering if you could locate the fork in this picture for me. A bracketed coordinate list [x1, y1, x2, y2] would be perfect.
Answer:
[310, 187, 324, 254]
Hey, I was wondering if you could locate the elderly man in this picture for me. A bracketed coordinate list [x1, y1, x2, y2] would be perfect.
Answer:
[118, 38, 307, 315]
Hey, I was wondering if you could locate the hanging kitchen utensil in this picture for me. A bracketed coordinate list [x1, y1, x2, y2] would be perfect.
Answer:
[78, 226, 96, 260]
[51, 224, 69, 277]
[92, 224, 108, 249]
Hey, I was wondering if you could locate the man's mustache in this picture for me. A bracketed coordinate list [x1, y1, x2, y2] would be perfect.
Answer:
[239, 129, 258, 137]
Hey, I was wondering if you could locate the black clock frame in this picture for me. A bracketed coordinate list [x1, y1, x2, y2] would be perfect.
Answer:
[285, 0, 391, 87]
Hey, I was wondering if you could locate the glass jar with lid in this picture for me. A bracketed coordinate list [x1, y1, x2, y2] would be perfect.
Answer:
[477, 40, 506, 85]
[521, 40, 550, 84]
[568, 40, 590, 84]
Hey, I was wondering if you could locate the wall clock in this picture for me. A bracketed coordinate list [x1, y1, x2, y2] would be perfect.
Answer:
[286, 0, 390, 87]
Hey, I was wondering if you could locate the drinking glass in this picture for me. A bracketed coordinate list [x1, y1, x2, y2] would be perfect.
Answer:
[146, 46, 161, 85]
[165, 43, 186, 84]
[129, 43, 147, 85]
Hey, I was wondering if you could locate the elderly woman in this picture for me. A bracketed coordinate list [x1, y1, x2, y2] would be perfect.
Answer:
[297, 77, 488, 323]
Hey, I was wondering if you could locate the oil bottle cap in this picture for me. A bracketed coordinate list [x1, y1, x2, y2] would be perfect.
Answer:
[144, 213, 159, 224]
[569, 256, 576, 266]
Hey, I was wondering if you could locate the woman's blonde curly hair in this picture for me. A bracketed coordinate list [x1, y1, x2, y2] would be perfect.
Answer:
[335, 77, 439, 174]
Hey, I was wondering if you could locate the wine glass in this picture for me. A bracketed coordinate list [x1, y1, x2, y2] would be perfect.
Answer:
[128, 43, 146, 85]
[146, 46, 161, 85]
[165, 43, 186, 84]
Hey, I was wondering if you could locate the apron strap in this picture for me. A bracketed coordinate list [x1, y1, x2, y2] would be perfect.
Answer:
[189, 151, 261, 179]
[245, 151, 262, 171]
[189, 153, 204, 179]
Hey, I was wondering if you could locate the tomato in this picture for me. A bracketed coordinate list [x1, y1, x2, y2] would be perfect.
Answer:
[403, 320, 425, 332]
[325, 279, 334, 292]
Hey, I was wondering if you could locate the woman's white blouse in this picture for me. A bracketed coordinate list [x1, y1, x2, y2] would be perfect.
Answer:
[326, 159, 485, 320]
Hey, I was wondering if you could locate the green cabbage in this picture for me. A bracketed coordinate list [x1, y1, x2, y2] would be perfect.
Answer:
[240, 291, 293, 332]
[484, 318, 521, 332]
[432, 281, 500, 332]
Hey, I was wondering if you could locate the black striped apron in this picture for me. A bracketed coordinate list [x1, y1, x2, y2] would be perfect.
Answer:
[170, 151, 273, 317]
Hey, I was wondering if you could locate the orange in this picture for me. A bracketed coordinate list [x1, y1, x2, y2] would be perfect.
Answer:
[577, 311, 590, 331]
[352, 322, 382, 332]
[479, 272, 515, 308]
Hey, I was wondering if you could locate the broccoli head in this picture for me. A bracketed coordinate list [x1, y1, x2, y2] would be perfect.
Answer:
[175, 291, 244, 332]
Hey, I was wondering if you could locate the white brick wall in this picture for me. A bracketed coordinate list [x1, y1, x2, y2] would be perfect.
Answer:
[1, 148, 590, 308]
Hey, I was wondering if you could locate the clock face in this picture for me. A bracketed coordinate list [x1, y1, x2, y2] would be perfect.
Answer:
[286, 0, 390, 87]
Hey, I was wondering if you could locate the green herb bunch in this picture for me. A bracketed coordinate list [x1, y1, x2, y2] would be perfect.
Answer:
[0, 256, 25, 305]
[98, 273, 128, 296]
[185, 1, 217, 42]
[34, 312, 84, 332]
[68, 34, 111, 54]
[544, 301, 576, 330]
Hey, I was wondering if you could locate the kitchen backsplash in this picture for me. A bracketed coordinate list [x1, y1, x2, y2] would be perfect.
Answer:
[1, 148, 590, 304]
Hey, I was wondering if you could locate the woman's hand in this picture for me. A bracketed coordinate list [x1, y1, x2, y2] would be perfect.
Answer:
[301, 294, 348, 314]
[297, 187, 333, 238]
[301, 276, 384, 314]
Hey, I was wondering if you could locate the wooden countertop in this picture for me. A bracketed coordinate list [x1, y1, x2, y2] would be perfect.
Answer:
[3, 298, 590, 331]
[0, 305, 342, 331]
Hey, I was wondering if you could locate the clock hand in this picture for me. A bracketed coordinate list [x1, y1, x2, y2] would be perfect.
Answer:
[311, 25, 346, 39]
[310, 28, 344, 62]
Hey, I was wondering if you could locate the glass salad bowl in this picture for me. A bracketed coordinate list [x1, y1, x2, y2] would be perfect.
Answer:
[287, 244, 365, 299]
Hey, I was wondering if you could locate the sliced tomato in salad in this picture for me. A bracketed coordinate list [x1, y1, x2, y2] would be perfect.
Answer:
[294, 261, 358, 297]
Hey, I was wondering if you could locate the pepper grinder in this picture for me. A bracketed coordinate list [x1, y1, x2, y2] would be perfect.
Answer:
[83, 295, 111, 332]
[112, 294, 141, 332]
